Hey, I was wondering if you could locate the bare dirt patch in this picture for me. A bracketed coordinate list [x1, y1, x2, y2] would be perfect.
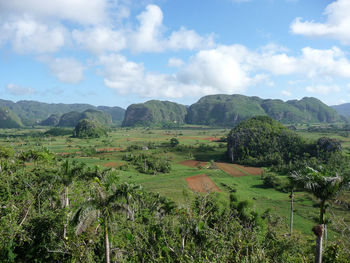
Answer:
[235, 165, 262, 175]
[185, 174, 220, 193]
[179, 160, 208, 168]
[102, 162, 120, 168]
[98, 147, 122, 152]
[216, 163, 247, 177]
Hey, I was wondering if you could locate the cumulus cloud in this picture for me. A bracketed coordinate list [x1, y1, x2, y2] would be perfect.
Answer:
[306, 85, 340, 95]
[44, 57, 85, 84]
[0, 0, 107, 25]
[128, 5, 215, 53]
[290, 0, 350, 44]
[168, 58, 184, 68]
[0, 17, 67, 53]
[99, 44, 350, 98]
[72, 27, 126, 54]
[6, 83, 35, 95]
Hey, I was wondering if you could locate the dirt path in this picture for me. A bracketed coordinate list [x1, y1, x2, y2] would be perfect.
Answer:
[185, 174, 220, 193]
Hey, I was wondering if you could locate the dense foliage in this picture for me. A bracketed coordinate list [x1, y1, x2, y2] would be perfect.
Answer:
[0, 107, 23, 128]
[122, 153, 171, 174]
[40, 114, 61, 126]
[227, 116, 312, 166]
[122, 100, 187, 127]
[0, 99, 125, 126]
[186, 95, 345, 127]
[73, 119, 107, 138]
[58, 109, 112, 127]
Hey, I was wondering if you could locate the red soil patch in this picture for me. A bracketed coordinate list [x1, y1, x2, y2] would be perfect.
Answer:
[203, 137, 220, 142]
[185, 174, 220, 193]
[97, 147, 122, 152]
[179, 160, 208, 168]
[102, 162, 120, 168]
[235, 165, 262, 175]
[216, 163, 247, 177]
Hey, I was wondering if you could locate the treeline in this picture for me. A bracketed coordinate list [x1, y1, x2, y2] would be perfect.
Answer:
[227, 116, 343, 169]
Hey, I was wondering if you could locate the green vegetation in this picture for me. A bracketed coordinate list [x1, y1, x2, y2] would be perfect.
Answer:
[73, 119, 108, 138]
[1, 114, 350, 262]
[0, 107, 23, 128]
[58, 109, 112, 127]
[122, 100, 187, 127]
[186, 94, 346, 127]
[0, 99, 125, 126]
[40, 114, 60, 126]
[227, 116, 309, 166]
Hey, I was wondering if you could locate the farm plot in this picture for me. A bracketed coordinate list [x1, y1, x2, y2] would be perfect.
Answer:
[185, 174, 221, 193]
[179, 160, 208, 168]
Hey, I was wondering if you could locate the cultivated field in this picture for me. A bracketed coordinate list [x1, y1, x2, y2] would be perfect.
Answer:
[0, 126, 349, 239]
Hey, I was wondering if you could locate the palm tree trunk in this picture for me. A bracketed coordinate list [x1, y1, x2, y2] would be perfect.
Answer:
[63, 186, 69, 239]
[290, 189, 294, 234]
[104, 219, 110, 263]
[313, 225, 324, 263]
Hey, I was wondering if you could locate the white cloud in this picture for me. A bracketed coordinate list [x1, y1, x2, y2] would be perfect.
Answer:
[0, 0, 107, 25]
[45, 57, 85, 84]
[281, 90, 292, 97]
[129, 4, 215, 53]
[168, 58, 184, 68]
[290, 0, 350, 45]
[306, 85, 340, 95]
[98, 44, 350, 99]
[167, 27, 215, 51]
[0, 18, 67, 53]
[72, 27, 126, 54]
[6, 83, 35, 95]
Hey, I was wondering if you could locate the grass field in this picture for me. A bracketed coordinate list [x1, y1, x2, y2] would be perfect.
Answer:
[1, 126, 349, 239]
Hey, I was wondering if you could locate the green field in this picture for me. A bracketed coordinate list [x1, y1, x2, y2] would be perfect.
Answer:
[1, 126, 349, 240]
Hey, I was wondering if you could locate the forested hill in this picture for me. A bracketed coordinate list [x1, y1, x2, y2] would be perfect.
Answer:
[332, 103, 350, 117]
[0, 99, 125, 126]
[122, 100, 187, 127]
[0, 107, 23, 128]
[185, 94, 346, 126]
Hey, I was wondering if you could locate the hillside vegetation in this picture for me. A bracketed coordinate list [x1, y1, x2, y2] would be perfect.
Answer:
[0, 107, 23, 128]
[122, 100, 187, 127]
[186, 94, 345, 126]
[0, 99, 125, 125]
[57, 109, 112, 127]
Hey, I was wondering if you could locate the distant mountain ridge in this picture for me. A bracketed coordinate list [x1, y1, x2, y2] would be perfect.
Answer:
[0, 95, 346, 128]
[332, 103, 350, 117]
[186, 95, 346, 126]
[0, 99, 125, 126]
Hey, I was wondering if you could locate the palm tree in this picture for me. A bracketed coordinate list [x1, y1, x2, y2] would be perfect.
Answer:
[59, 160, 85, 238]
[73, 171, 138, 263]
[290, 166, 350, 263]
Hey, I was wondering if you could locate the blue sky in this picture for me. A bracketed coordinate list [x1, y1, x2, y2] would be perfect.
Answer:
[1, 0, 350, 108]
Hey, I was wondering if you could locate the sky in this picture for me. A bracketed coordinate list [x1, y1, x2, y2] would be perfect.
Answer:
[1, 0, 350, 108]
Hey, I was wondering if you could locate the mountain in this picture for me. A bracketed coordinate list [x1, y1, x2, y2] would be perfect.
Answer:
[0, 99, 125, 125]
[332, 103, 350, 117]
[122, 100, 187, 127]
[57, 109, 112, 127]
[0, 107, 23, 128]
[186, 94, 345, 126]
[97, 106, 125, 124]
[40, 114, 61, 126]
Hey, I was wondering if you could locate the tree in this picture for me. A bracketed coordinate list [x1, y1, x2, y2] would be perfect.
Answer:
[170, 138, 179, 147]
[73, 171, 136, 263]
[290, 166, 350, 263]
